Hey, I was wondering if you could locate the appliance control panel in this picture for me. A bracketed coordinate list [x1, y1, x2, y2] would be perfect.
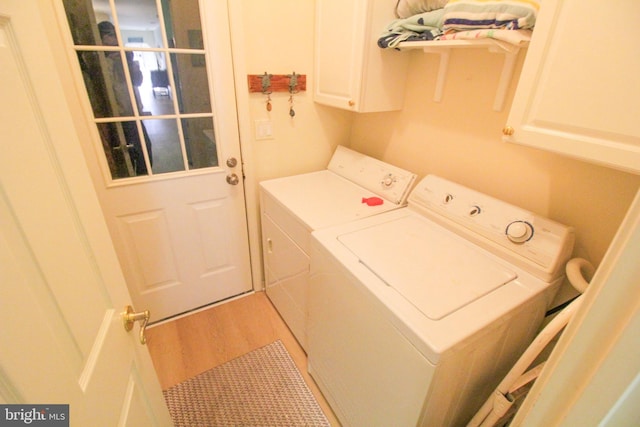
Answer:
[408, 175, 575, 281]
[328, 146, 417, 205]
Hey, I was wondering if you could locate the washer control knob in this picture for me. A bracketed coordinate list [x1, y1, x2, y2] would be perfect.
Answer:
[469, 205, 482, 217]
[381, 174, 396, 188]
[506, 221, 534, 243]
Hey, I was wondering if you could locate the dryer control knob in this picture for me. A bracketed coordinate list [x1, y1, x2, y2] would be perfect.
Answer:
[506, 221, 534, 243]
[469, 205, 482, 216]
[381, 174, 396, 188]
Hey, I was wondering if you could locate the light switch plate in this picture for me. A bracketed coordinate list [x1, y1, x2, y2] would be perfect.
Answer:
[255, 119, 274, 140]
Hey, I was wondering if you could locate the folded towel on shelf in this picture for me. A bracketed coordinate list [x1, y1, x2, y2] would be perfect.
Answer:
[442, 0, 540, 31]
[378, 9, 445, 48]
[379, 0, 538, 49]
[395, 0, 449, 18]
[439, 28, 532, 47]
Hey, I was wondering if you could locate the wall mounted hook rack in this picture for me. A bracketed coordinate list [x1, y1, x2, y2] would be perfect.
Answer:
[248, 73, 306, 93]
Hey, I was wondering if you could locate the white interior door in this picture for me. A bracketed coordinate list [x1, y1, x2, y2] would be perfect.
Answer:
[0, 1, 171, 424]
[53, 0, 252, 321]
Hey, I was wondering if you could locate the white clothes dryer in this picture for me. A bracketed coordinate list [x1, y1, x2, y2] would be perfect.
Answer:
[259, 146, 417, 351]
[308, 175, 575, 427]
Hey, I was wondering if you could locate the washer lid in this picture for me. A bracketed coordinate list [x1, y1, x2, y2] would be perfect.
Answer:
[338, 216, 517, 320]
[261, 171, 403, 230]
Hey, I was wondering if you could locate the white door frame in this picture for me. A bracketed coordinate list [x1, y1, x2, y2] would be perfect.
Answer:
[227, 0, 264, 290]
[513, 187, 640, 425]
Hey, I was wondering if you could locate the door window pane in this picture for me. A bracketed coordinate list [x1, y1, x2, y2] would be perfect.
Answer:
[182, 117, 218, 170]
[144, 119, 185, 175]
[162, 0, 203, 49]
[171, 53, 211, 114]
[97, 121, 150, 179]
[114, 0, 160, 41]
[62, 0, 102, 46]
[63, 0, 220, 181]
[78, 50, 138, 118]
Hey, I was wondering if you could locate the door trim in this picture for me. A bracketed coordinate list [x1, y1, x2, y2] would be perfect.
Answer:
[227, 0, 263, 290]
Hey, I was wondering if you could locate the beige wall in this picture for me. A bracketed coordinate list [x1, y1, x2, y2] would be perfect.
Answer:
[236, 0, 640, 286]
[236, 0, 352, 183]
[233, 0, 352, 287]
[349, 49, 640, 267]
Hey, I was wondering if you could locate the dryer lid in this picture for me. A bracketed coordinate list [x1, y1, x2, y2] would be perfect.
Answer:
[338, 216, 517, 320]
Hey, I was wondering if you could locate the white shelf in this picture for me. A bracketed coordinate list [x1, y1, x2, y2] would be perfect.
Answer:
[397, 38, 528, 111]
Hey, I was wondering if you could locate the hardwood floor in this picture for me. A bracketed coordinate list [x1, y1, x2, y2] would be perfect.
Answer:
[146, 291, 340, 426]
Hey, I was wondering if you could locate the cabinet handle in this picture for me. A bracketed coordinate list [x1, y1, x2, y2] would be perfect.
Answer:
[502, 126, 515, 136]
[267, 238, 273, 253]
[348, 100, 356, 107]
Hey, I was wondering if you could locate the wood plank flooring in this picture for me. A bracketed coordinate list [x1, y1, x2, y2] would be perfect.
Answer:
[146, 291, 340, 426]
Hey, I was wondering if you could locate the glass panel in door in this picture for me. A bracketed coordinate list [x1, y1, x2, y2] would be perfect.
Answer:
[61, 0, 220, 180]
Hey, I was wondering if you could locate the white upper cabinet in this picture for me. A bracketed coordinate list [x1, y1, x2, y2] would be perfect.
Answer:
[314, 0, 410, 112]
[503, 0, 640, 174]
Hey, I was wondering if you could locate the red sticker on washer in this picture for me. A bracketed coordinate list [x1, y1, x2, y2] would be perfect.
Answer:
[362, 197, 384, 206]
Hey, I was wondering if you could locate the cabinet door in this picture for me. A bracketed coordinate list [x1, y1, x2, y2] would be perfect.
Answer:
[504, 0, 640, 174]
[314, 0, 364, 110]
[314, 0, 409, 112]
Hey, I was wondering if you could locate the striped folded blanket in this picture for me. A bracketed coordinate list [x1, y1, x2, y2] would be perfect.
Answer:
[442, 0, 540, 31]
[439, 28, 532, 46]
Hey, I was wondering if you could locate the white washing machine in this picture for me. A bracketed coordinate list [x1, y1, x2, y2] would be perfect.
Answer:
[308, 175, 575, 427]
[259, 146, 417, 351]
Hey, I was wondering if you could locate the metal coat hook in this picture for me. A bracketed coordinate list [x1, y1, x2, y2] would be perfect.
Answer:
[287, 72, 299, 94]
[261, 72, 272, 93]
[261, 72, 273, 111]
[288, 72, 298, 118]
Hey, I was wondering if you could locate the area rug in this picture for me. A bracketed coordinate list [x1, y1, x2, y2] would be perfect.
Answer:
[163, 340, 331, 426]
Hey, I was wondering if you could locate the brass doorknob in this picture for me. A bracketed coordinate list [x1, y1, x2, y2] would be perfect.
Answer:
[502, 126, 515, 136]
[122, 305, 150, 345]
